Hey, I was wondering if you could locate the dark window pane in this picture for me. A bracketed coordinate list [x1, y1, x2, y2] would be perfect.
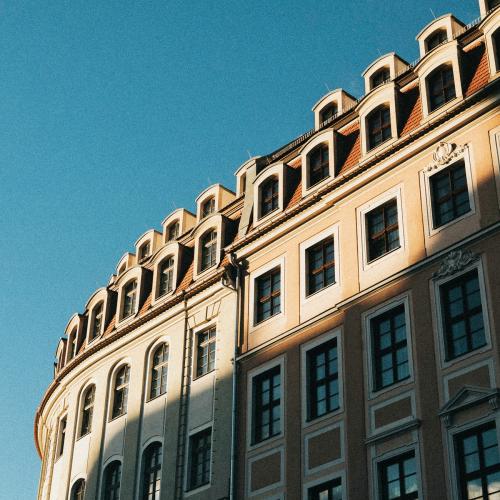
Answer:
[379, 452, 418, 500]
[196, 327, 216, 377]
[122, 280, 137, 319]
[428, 65, 456, 111]
[366, 199, 400, 261]
[158, 257, 174, 297]
[80, 385, 95, 437]
[103, 461, 122, 500]
[307, 237, 335, 295]
[112, 365, 130, 418]
[200, 230, 217, 271]
[320, 102, 338, 125]
[71, 479, 85, 500]
[308, 143, 330, 187]
[426, 29, 447, 52]
[260, 177, 279, 217]
[255, 267, 281, 323]
[253, 366, 281, 444]
[188, 428, 212, 490]
[150, 344, 169, 399]
[142, 443, 162, 500]
[367, 105, 391, 150]
[308, 477, 342, 500]
[371, 67, 390, 88]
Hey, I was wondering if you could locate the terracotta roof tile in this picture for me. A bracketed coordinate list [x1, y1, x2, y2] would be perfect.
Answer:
[138, 292, 152, 316]
[338, 122, 361, 175]
[102, 315, 116, 338]
[285, 176, 303, 209]
[176, 261, 194, 292]
[400, 86, 422, 136]
[464, 43, 489, 98]
[218, 254, 230, 269]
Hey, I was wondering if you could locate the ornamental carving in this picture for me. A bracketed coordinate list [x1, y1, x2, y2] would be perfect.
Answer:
[433, 249, 479, 279]
[426, 141, 468, 171]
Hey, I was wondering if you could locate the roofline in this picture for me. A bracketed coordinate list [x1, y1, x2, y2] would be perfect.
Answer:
[415, 13, 465, 40]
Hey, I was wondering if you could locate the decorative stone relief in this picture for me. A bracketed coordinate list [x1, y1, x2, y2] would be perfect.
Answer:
[426, 141, 468, 171]
[433, 249, 479, 279]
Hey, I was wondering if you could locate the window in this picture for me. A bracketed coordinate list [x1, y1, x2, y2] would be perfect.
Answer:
[308, 478, 342, 500]
[252, 365, 281, 443]
[379, 452, 418, 500]
[427, 64, 456, 112]
[367, 105, 391, 150]
[196, 327, 216, 377]
[122, 280, 137, 319]
[320, 102, 338, 124]
[158, 257, 174, 297]
[103, 461, 122, 500]
[255, 267, 281, 323]
[118, 263, 126, 275]
[111, 365, 130, 419]
[426, 29, 447, 52]
[188, 428, 212, 490]
[90, 302, 103, 341]
[141, 442, 162, 500]
[489, 0, 500, 10]
[68, 328, 78, 361]
[493, 28, 500, 71]
[70, 479, 85, 500]
[57, 416, 67, 457]
[201, 197, 215, 219]
[306, 236, 335, 296]
[371, 67, 390, 88]
[371, 304, 409, 391]
[139, 242, 151, 261]
[259, 176, 279, 218]
[430, 160, 470, 228]
[308, 143, 330, 187]
[366, 198, 400, 262]
[307, 338, 339, 420]
[456, 422, 500, 500]
[440, 269, 486, 361]
[80, 385, 95, 437]
[167, 221, 179, 241]
[200, 230, 217, 271]
[150, 344, 169, 399]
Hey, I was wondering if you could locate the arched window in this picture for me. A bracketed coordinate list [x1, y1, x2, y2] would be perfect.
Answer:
[425, 29, 447, 52]
[111, 365, 130, 419]
[319, 102, 338, 124]
[427, 64, 456, 112]
[70, 479, 85, 500]
[90, 302, 103, 341]
[308, 143, 330, 187]
[201, 197, 215, 219]
[68, 328, 78, 361]
[493, 28, 500, 72]
[141, 442, 162, 500]
[367, 105, 391, 150]
[150, 343, 169, 399]
[118, 263, 126, 275]
[80, 385, 95, 437]
[103, 461, 121, 500]
[158, 257, 174, 297]
[167, 221, 179, 241]
[122, 280, 137, 319]
[139, 242, 151, 261]
[370, 67, 390, 89]
[259, 177, 279, 218]
[200, 230, 217, 271]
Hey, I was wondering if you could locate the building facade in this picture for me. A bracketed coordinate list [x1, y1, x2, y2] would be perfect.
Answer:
[36, 1, 500, 499]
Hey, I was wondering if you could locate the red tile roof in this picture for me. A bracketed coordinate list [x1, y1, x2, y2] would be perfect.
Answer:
[464, 43, 489, 98]
[338, 122, 361, 175]
[400, 86, 422, 136]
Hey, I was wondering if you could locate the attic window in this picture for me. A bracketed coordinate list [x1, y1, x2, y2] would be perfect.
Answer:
[201, 197, 215, 219]
[494, 28, 500, 71]
[139, 242, 151, 261]
[427, 64, 456, 112]
[489, 0, 500, 10]
[308, 143, 330, 187]
[370, 67, 390, 89]
[167, 221, 179, 241]
[319, 102, 337, 125]
[259, 176, 279, 218]
[367, 104, 391, 150]
[425, 29, 447, 53]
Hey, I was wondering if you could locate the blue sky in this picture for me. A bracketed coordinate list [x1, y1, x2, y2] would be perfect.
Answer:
[0, 0, 479, 497]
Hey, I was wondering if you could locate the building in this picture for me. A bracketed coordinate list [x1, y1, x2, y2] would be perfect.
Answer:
[35, 0, 500, 499]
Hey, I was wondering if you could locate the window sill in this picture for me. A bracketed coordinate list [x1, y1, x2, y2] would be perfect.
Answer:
[442, 343, 490, 370]
[248, 431, 284, 453]
[428, 208, 474, 237]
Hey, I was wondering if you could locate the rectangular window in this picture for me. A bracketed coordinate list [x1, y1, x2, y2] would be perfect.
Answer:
[57, 416, 67, 457]
[430, 160, 470, 228]
[371, 304, 409, 391]
[456, 422, 500, 500]
[440, 269, 486, 361]
[188, 428, 212, 490]
[306, 237, 335, 296]
[366, 199, 400, 262]
[253, 365, 281, 444]
[379, 451, 418, 500]
[308, 477, 342, 500]
[307, 338, 339, 420]
[196, 327, 216, 377]
[255, 267, 281, 324]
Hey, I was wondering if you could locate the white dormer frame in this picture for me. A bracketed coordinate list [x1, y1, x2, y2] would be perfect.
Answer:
[115, 267, 147, 325]
[362, 53, 408, 94]
[151, 242, 183, 305]
[416, 39, 464, 119]
[135, 230, 161, 264]
[253, 163, 287, 227]
[64, 314, 86, 363]
[195, 184, 236, 223]
[416, 14, 465, 57]
[312, 89, 357, 130]
[85, 287, 113, 343]
[357, 82, 399, 157]
[234, 157, 262, 197]
[481, 7, 500, 76]
[55, 338, 67, 372]
[116, 252, 134, 277]
[161, 208, 196, 243]
[479, 0, 500, 18]
[300, 129, 337, 197]
[192, 214, 226, 280]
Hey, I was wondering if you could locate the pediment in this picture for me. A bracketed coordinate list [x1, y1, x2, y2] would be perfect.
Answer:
[439, 386, 499, 422]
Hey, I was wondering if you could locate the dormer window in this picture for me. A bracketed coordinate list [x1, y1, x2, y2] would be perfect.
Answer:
[489, 0, 500, 10]
[139, 242, 151, 261]
[122, 280, 137, 319]
[201, 197, 215, 219]
[494, 29, 500, 71]
[425, 29, 447, 52]
[259, 177, 279, 218]
[200, 230, 217, 271]
[319, 102, 337, 125]
[167, 221, 179, 241]
[308, 143, 330, 187]
[427, 64, 456, 112]
[89, 302, 103, 342]
[118, 264, 126, 276]
[367, 104, 391, 150]
[370, 67, 390, 89]
[68, 328, 78, 360]
[158, 257, 174, 297]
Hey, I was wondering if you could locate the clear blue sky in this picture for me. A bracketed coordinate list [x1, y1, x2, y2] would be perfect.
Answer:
[0, 1, 478, 497]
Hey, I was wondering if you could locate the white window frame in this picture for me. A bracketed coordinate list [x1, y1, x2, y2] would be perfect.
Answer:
[482, 9, 500, 76]
[489, 125, 500, 209]
[253, 163, 286, 227]
[107, 360, 132, 422]
[184, 422, 213, 496]
[145, 337, 170, 402]
[191, 323, 217, 380]
[76, 381, 97, 440]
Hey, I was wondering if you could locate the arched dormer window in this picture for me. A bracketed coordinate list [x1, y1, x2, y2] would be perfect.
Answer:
[425, 29, 447, 52]
[139, 241, 151, 262]
[70, 479, 85, 500]
[200, 230, 217, 272]
[158, 257, 174, 297]
[367, 104, 391, 150]
[494, 28, 500, 71]
[201, 197, 215, 219]
[167, 221, 179, 241]
[111, 365, 130, 419]
[319, 102, 337, 125]
[370, 67, 390, 89]
[122, 280, 137, 320]
[103, 461, 122, 500]
[427, 64, 456, 112]
[489, 0, 500, 10]
[79, 385, 95, 437]
[259, 177, 279, 218]
[150, 344, 169, 399]
[68, 328, 78, 361]
[308, 143, 330, 187]
[141, 442, 162, 499]
[118, 264, 126, 276]
[89, 302, 103, 342]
